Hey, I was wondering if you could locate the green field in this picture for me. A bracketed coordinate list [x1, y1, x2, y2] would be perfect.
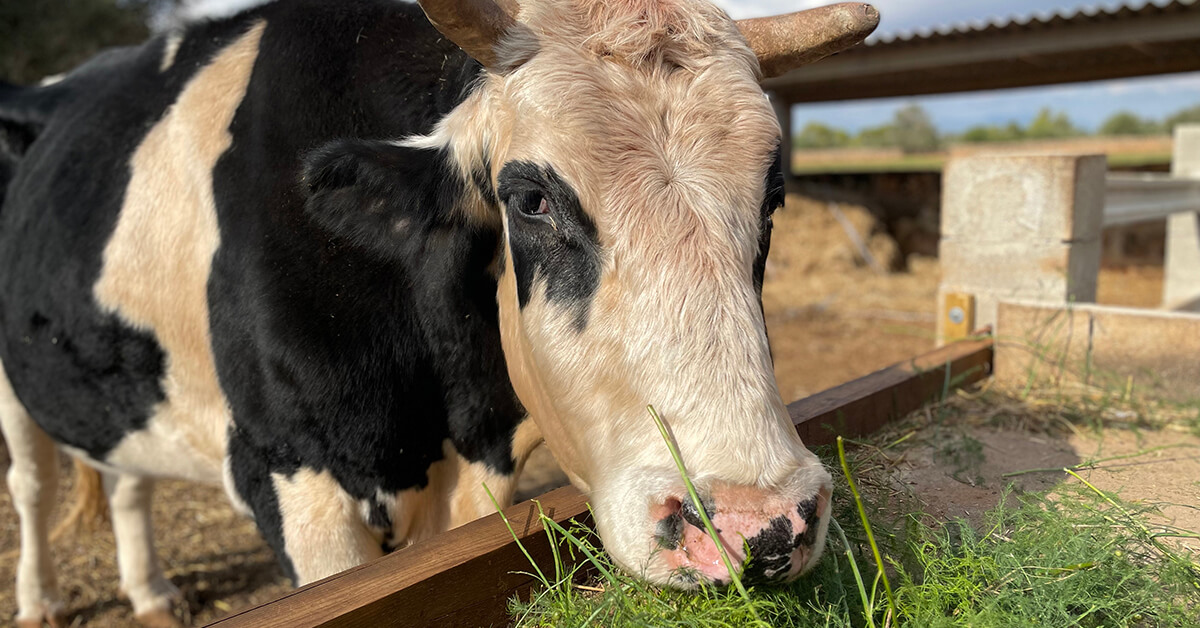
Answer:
[790, 151, 1173, 175]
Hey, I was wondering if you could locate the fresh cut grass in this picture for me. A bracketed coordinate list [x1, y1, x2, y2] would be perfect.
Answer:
[503, 413, 1200, 627]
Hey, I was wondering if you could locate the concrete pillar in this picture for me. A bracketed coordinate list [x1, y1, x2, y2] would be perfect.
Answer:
[1164, 125, 1200, 312]
[937, 153, 1106, 344]
[769, 92, 793, 180]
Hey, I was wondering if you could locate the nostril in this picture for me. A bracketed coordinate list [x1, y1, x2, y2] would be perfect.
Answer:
[797, 496, 819, 525]
[796, 495, 822, 546]
[655, 511, 684, 550]
[679, 495, 717, 531]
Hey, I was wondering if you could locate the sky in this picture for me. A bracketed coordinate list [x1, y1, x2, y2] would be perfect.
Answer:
[708, 0, 1200, 133]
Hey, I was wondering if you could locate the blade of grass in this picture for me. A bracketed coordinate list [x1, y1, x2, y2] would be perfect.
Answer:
[837, 436, 897, 618]
[830, 517, 875, 628]
[646, 405, 757, 618]
[484, 482, 549, 588]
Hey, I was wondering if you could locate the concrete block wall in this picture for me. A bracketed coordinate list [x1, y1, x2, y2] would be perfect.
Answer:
[1164, 124, 1200, 311]
[994, 301, 1200, 402]
[937, 153, 1106, 343]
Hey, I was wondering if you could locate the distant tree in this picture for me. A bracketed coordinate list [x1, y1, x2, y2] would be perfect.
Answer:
[892, 104, 940, 154]
[0, 0, 152, 85]
[959, 122, 1025, 143]
[1025, 108, 1082, 140]
[1166, 104, 1200, 131]
[854, 124, 897, 148]
[794, 122, 851, 149]
[1100, 111, 1163, 136]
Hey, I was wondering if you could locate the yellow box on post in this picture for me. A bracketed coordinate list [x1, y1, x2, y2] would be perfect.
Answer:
[941, 293, 975, 344]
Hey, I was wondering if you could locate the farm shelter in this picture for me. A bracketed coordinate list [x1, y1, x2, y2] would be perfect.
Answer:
[763, 0, 1200, 178]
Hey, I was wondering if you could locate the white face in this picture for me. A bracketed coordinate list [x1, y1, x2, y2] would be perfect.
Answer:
[434, 0, 834, 585]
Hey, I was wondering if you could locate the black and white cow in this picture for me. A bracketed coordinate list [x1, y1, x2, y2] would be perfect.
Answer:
[0, 0, 877, 625]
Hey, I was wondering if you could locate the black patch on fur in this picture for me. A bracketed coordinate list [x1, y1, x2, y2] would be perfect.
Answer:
[742, 514, 796, 583]
[796, 496, 820, 546]
[754, 144, 784, 297]
[0, 21, 246, 459]
[496, 161, 600, 330]
[367, 497, 392, 530]
[1, 0, 528, 582]
[206, 0, 524, 579]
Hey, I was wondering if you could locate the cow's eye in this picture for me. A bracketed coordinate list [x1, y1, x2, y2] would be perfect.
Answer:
[513, 192, 550, 217]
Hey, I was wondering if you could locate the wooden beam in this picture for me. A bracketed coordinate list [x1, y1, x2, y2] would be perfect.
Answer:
[789, 334, 993, 447]
[207, 336, 994, 627]
[762, 8, 1200, 103]
[205, 487, 593, 628]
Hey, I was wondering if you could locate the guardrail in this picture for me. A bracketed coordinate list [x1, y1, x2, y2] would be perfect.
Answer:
[1104, 173, 1200, 227]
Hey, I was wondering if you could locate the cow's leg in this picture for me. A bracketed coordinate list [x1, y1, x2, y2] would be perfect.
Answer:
[228, 429, 382, 584]
[271, 468, 384, 585]
[102, 473, 182, 628]
[0, 365, 65, 628]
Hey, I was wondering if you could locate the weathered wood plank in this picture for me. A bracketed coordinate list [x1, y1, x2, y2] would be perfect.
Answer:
[206, 486, 592, 628]
[207, 335, 993, 628]
[790, 334, 993, 447]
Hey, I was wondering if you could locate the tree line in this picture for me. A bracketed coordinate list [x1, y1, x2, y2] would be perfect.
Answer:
[796, 103, 1200, 154]
[0, 0, 183, 85]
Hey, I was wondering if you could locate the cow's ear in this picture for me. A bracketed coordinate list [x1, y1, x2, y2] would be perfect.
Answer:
[301, 139, 459, 256]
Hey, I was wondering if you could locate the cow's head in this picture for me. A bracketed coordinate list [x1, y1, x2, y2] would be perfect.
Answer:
[308, 0, 876, 586]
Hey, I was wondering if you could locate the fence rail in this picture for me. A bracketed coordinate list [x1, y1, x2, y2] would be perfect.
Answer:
[1104, 173, 1200, 226]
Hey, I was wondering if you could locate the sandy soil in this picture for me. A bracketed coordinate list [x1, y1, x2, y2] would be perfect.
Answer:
[0, 194, 1174, 626]
[864, 398, 1200, 557]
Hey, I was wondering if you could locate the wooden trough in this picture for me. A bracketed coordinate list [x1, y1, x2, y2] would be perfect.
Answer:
[207, 334, 994, 628]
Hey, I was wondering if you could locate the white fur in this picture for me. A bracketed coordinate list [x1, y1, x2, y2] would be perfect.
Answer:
[103, 473, 181, 615]
[416, 0, 834, 584]
[0, 362, 65, 626]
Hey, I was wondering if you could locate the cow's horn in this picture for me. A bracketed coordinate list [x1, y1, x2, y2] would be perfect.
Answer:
[416, 0, 518, 68]
[736, 3, 879, 79]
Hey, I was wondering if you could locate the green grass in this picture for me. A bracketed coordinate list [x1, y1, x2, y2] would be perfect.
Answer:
[505, 443, 1200, 627]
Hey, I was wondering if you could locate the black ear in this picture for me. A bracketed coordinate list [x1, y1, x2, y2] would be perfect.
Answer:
[301, 139, 464, 257]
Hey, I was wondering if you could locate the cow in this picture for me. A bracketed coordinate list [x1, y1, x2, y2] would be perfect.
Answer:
[0, 0, 878, 625]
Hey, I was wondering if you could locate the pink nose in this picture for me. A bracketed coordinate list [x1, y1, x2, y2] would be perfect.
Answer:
[652, 485, 829, 584]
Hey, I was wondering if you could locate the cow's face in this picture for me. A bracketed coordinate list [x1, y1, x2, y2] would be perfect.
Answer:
[415, 0, 876, 586]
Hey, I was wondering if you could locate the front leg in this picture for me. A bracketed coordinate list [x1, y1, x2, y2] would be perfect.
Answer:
[271, 468, 385, 585]
[227, 430, 382, 585]
[449, 417, 544, 527]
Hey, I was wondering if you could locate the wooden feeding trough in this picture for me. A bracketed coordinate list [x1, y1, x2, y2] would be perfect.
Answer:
[207, 335, 993, 628]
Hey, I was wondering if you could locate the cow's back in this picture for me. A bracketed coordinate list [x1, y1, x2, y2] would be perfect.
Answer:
[207, 0, 519, 501]
[0, 17, 262, 475]
[0, 0, 509, 489]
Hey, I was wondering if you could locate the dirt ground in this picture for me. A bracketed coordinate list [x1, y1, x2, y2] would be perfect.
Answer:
[0, 194, 1176, 626]
[860, 391, 1200, 558]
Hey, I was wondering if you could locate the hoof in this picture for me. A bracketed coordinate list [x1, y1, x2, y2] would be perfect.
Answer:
[136, 608, 185, 628]
[15, 607, 68, 628]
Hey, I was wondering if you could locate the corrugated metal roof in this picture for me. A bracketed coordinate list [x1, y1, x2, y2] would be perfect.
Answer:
[763, 0, 1200, 103]
[869, 0, 1199, 46]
